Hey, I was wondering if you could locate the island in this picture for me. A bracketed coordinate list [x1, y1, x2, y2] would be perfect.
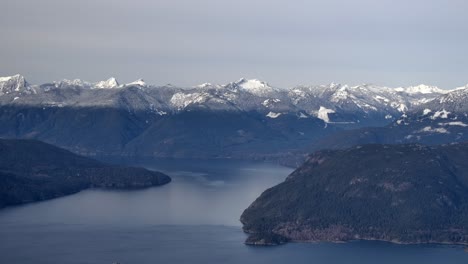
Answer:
[241, 143, 468, 246]
[0, 139, 171, 208]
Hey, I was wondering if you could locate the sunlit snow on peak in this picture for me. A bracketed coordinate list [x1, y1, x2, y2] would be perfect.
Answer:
[94, 77, 120, 89]
[126, 79, 146, 86]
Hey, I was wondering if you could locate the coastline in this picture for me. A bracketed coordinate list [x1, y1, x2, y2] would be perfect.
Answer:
[244, 231, 468, 247]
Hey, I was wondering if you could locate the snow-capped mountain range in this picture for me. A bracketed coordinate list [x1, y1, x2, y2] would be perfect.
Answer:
[1, 74, 467, 162]
[304, 82, 468, 154]
[1, 74, 464, 127]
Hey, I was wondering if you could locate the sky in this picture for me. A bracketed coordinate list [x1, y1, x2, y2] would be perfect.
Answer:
[1, 0, 468, 89]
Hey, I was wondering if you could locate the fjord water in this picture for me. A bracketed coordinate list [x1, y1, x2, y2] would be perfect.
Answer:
[0, 159, 467, 264]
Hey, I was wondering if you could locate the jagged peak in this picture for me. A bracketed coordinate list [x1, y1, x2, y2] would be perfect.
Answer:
[196, 83, 212, 88]
[403, 84, 448, 94]
[329, 82, 341, 88]
[0, 74, 30, 94]
[0, 74, 26, 83]
[454, 84, 468, 91]
[195, 82, 222, 89]
[126, 78, 146, 87]
[55, 78, 91, 88]
[235, 78, 269, 88]
[94, 77, 120, 89]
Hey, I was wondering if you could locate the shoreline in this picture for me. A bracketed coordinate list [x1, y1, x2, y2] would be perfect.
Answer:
[0, 178, 171, 211]
[244, 231, 468, 247]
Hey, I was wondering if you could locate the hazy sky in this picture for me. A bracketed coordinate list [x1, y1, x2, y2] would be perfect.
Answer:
[1, 0, 468, 88]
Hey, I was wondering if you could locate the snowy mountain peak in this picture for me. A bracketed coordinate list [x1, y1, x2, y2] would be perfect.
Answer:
[316, 106, 335, 123]
[231, 78, 277, 96]
[94, 77, 120, 89]
[438, 85, 468, 104]
[234, 78, 267, 89]
[401, 84, 448, 94]
[55, 79, 91, 88]
[338, 84, 350, 91]
[0, 74, 25, 83]
[455, 84, 468, 90]
[329, 82, 339, 87]
[196, 83, 213, 88]
[0, 74, 31, 95]
[126, 79, 146, 87]
[194, 82, 223, 89]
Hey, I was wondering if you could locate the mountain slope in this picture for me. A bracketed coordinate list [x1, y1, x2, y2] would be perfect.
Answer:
[0, 139, 171, 208]
[241, 143, 468, 245]
[305, 86, 468, 153]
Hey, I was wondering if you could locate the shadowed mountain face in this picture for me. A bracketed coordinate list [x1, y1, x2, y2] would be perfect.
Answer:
[0, 106, 334, 163]
[241, 143, 468, 246]
[0, 139, 171, 208]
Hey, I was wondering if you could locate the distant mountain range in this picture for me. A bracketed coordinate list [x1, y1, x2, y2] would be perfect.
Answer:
[0, 74, 458, 124]
[1, 74, 467, 163]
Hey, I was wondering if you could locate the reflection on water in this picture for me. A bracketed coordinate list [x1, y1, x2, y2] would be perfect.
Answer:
[0, 158, 467, 264]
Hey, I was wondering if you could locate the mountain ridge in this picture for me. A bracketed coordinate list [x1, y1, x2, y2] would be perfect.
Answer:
[1, 74, 468, 164]
[1, 74, 461, 124]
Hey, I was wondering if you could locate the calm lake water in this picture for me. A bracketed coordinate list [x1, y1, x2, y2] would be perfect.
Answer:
[0, 159, 467, 264]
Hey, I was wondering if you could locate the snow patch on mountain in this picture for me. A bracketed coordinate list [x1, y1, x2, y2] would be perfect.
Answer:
[431, 109, 450, 119]
[418, 126, 449, 134]
[196, 83, 214, 88]
[374, 95, 390, 103]
[126, 79, 146, 87]
[266, 112, 281, 118]
[439, 122, 468, 127]
[423, 109, 432, 115]
[316, 106, 335, 123]
[397, 104, 408, 112]
[404, 84, 449, 94]
[0, 75, 21, 84]
[155, 110, 167, 116]
[262, 98, 281, 107]
[238, 79, 266, 89]
[94, 77, 120, 89]
[331, 85, 355, 102]
[233, 78, 278, 96]
[0, 74, 32, 95]
[55, 79, 91, 88]
[438, 86, 468, 105]
[170, 92, 209, 109]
